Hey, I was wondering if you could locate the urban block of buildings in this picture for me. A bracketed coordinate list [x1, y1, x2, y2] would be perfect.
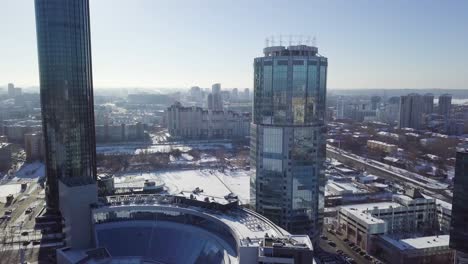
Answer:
[337, 189, 453, 263]
[166, 102, 250, 139]
[367, 140, 398, 153]
[95, 122, 146, 143]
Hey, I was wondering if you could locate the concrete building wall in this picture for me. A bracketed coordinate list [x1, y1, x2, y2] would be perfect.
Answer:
[24, 132, 44, 161]
[371, 235, 454, 264]
[59, 180, 98, 249]
[0, 143, 12, 171]
[166, 103, 250, 139]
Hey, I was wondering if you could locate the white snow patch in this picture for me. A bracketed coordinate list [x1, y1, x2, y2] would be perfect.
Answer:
[97, 143, 232, 155]
[0, 183, 22, 202]
[169, 153, 194, 164]
[14, 162, 45, 181]
[114, 169, 250, 203]
[198, 154, 217, 163]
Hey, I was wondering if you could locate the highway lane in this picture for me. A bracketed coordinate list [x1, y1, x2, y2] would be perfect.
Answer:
[326, 145, 452, 202]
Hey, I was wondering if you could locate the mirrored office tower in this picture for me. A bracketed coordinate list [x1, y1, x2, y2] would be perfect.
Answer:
[450, 147, 468, 262]
[35, 0, 97, 210]
[250, 45, 327, 239]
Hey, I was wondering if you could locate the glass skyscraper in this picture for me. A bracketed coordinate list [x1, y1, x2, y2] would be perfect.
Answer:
[450, 147, 468, 262]
[35, 0, 97, 210]
[250, 45, 327, 239]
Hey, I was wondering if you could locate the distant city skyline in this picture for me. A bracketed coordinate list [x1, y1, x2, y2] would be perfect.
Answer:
[1, 0, 468, 89]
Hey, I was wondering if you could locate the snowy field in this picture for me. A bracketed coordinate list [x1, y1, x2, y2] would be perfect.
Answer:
[14, 162, 45, 181]
[97, 142, 232, 155]
[0, 162, 45, 202]
[0, 184, 22, 202]
[114, 169, 250, 204]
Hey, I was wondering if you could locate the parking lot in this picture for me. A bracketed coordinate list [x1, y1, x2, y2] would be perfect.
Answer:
[319, 227, 384, 264]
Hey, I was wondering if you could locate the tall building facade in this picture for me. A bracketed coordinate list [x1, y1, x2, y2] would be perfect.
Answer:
[438, 94, 452, 118]
[7, 83, 15, 98]
[243, 88, 250, 100]
[399, 94, 424, 129]
[422, 93, 434, 114]
[399, 93, 435, 129]
[450, 147, 468, 263]
[250, 45, 327, 239]
[207, 93, 223, 111]
[376, 97, 400, 125]
[212, 83, 221, 94]
[24, 132, 45, 161]
[336, 97, 346, 119]
[35, 0, 97, 210]
[167, 102, 250, 139]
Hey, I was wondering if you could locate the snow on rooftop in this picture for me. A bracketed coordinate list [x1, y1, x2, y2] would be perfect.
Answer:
[381, 235, 450, 250]
[330, 159, 343, 167]
[328, 181, 367, 194]
[341, 201, 402, 213]
[114, 169, 250, 204]
[95, 198, 287, 242]
[421, 194, 452, 210]
[377, 132, 400, 139]
[340, 202, 402, 225]
[169, 153, 194, 164]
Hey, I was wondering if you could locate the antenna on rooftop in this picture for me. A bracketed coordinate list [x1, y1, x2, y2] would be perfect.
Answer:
[271, 35, 276, 46]
[312, 36, 317, 47]
[279, 34, 283, 46]
[265, 37, 270, 47]
[288, 34, 292, 46]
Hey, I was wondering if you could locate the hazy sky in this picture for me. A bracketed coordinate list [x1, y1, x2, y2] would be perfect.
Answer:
[1, 0, 468, 90]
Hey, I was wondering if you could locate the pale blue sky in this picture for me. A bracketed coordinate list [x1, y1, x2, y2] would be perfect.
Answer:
[1, 0, 468, 89]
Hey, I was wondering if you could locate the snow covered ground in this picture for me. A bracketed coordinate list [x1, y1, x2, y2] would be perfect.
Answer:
[169, 153, 194, 164]
[114, 169, 250, 204]
[216, 169, 250, 203]
[97, 142, 232, 155]
[0, 162, 44, 202]
[0, 183, 22, 202]
[13, 162, 45, 181]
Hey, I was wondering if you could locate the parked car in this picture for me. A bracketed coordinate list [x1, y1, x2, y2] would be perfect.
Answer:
[0, 215, 11, 220]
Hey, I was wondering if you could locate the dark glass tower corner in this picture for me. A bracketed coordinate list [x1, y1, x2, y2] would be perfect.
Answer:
[35, 0, 97, 210]
[450, 148, 468, 254]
